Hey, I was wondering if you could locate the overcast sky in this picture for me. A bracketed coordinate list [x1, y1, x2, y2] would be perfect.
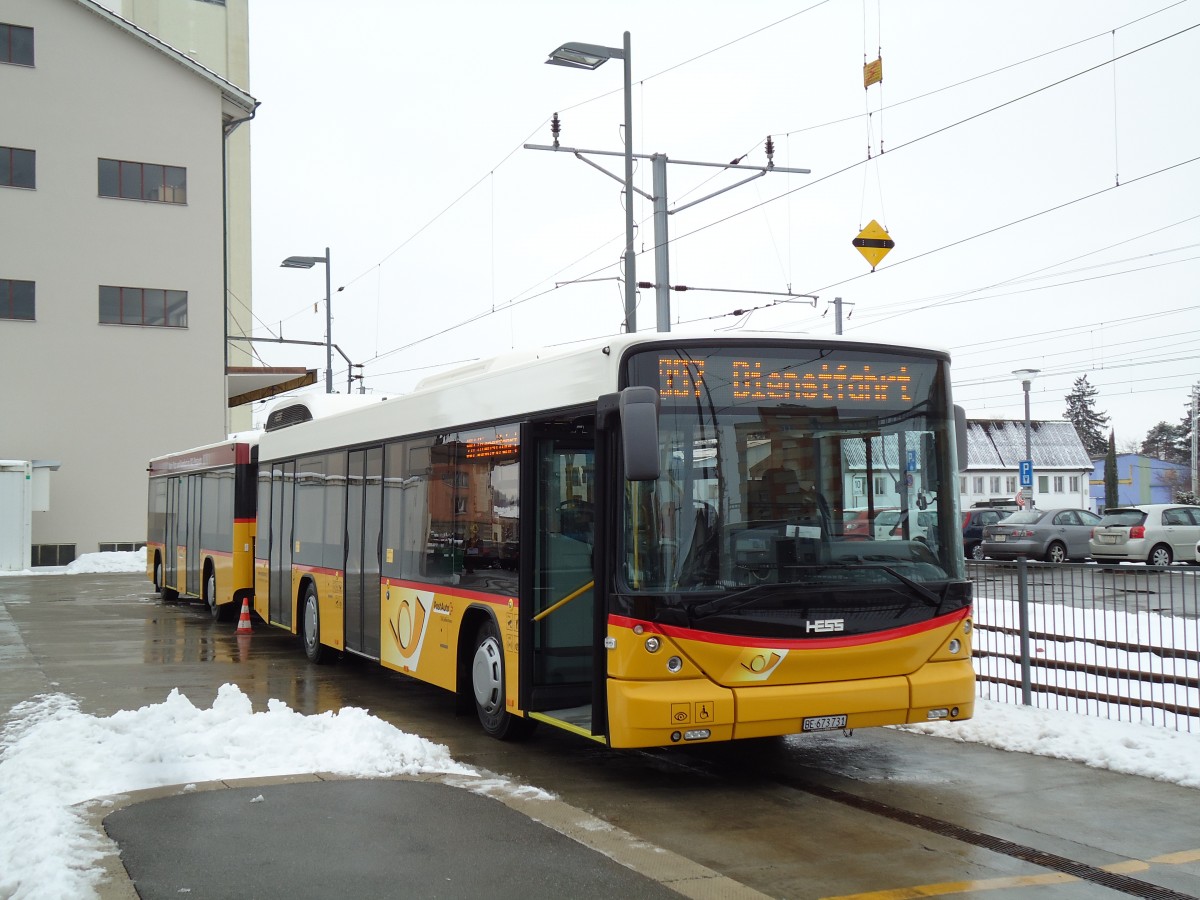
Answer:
[240, 1, 1199, 444]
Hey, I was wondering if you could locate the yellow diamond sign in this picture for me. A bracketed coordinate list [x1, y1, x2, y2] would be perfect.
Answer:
[853, 220, 894, 270]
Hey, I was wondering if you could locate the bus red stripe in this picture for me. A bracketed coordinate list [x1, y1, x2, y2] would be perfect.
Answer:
[608, 607, 969, 649]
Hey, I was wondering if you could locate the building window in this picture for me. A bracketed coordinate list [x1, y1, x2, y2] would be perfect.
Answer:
[1, 23, 34, 66]
[99, 285, 187, 327]
[1005, 476, 1017, 493]
[989, 476, 1001, 493]
[1038, 475, 1050, 493]
[1070, 476, 1080, 492]
[873, 475, 888, 496]
[972, 476, 984, 493]
[98, 158, 186, 203]
[1053, 476, 1064, 492]
[959, 477, 966, 493]
[1, 146, 34, 188]
[0, 279, 34, 320]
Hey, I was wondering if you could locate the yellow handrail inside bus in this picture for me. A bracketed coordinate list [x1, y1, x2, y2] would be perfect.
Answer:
[532, 580, 595, 622]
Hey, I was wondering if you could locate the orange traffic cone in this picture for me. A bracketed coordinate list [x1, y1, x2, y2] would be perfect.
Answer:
[235, 598, 253, 635]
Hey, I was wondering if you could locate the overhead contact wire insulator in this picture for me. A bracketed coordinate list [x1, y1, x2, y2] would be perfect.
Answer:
[765, 135, 775, 169]
[550, 112, 561, 148]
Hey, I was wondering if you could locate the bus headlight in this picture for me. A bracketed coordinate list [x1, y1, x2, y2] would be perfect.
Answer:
[963, 620, 972, 634]
[948, 639, 961, 654]
[666, 656, 682, 673]
[645, 637, 660, 653]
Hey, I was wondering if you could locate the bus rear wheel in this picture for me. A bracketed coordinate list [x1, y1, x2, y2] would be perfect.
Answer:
[301, 584, 333, 664]
[206, 571, 221, 620]
[471, 618, 532, 740]
[155, 558, 178, 602]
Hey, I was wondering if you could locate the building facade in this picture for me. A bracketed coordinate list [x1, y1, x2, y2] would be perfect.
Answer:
[959, 420, 1092, 511]
[1089, 453, 1191, 511]
[0, 0, 256, 561]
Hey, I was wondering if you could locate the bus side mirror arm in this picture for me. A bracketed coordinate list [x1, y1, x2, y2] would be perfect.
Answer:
[619, 387, 660, 482]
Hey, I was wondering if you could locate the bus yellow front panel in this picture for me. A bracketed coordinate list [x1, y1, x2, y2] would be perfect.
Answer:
[908, 659, 976, 721]
[607, 678, 735, 748]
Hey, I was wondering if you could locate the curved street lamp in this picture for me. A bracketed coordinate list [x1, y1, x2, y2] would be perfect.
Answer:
[546, 33, 636, 333]
[281, 248, 332, 393]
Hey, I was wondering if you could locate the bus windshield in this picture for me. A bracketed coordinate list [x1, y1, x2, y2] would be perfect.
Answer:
[623, 345, 964, 596]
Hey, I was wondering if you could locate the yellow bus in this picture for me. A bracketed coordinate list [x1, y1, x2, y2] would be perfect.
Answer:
[147, 438, 257, 621]
[251, 332, 975, 747]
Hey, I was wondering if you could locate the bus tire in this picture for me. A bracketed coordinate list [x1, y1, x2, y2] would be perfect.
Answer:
[156, 557, 178, 602]
[205, 570, 221, 620]
[301, 583, 332, 664]
[470, 617, 532, 741]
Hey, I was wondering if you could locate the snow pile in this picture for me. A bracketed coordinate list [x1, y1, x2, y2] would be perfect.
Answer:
[899, 699, 1200, 788]
[0, 684, 473, 899]
[0, 547, 147, 577]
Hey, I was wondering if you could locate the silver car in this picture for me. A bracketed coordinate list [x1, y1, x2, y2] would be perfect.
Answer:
[1088, 504, 1200, 566]
[980, 507, 1101, 563]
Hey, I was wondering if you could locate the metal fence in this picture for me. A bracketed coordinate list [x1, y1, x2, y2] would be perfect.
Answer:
[967, 560, 1200, 733]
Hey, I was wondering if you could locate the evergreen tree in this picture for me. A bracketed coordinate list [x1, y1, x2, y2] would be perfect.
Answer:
[1141, 421, 1185, 462]
[1063, 375, 1110, 457]
[1104, 431, 1118, 510]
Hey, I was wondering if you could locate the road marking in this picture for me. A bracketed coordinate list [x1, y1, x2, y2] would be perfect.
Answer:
[821, 849, 1200, 899]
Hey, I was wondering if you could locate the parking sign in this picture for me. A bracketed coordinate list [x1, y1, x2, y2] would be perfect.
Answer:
[1019, 460, 1033, 488]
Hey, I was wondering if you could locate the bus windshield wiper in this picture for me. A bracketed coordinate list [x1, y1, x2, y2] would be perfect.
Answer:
[689, 583, 779, 620]
[852, 564, 943, 608]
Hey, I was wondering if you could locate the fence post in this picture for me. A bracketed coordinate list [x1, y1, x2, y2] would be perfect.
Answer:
[1017, 557, 1032, 705]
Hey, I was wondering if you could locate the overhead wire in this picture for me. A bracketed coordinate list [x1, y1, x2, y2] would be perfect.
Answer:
[281, 9, 1200, 388]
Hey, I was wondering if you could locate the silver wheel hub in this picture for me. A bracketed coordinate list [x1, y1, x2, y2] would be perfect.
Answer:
[304, 596, 318, 648]
[472, 637, 503, 712]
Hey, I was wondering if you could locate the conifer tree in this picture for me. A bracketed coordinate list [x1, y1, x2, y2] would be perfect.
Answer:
[1063, 375, 1110, 457]
[1103, 431, 1118, 510]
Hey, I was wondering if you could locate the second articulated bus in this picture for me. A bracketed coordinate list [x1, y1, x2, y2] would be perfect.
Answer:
[147, 438, 257, 620]
[241, 331, 975, 748]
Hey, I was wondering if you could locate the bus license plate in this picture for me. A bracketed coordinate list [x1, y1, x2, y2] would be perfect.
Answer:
[802, 715, 847, 732]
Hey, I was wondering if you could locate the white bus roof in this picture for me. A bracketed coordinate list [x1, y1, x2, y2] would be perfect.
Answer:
[255, 330, 951, 462]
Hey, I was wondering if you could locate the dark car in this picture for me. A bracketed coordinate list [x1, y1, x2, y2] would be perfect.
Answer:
[962, 506, 1016, 560]
[980, 507, 1101, 562]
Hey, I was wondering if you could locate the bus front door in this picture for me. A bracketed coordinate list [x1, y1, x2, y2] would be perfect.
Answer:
[526, 426, 597, 735]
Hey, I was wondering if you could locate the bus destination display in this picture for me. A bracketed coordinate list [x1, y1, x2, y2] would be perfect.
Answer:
[657, 355, 916, 406]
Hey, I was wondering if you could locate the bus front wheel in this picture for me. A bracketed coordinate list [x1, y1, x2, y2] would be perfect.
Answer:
[301, 584, 332, 664]
[470, 618, 532, 741]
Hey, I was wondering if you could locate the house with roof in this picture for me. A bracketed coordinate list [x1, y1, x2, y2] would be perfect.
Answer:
[959, 420, 1093, 511]
[1088, 454, 1190, 511]
[0, 0, 260, 562]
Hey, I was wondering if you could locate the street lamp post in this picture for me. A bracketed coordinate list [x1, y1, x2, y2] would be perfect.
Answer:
[281, 248, 332, 393]
[1013, 368, 1040, 509]
[546, 33, 636, 333]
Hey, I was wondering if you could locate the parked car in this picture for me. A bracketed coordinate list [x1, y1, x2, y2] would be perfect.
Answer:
[875, 508, 938, 543]
[842, 507, 896, 540]
[841, 508, 873, 540]
[1088, 504, 1200, 566]
[979, 507, 1101, 562]
[962, 506, 1016, 560]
